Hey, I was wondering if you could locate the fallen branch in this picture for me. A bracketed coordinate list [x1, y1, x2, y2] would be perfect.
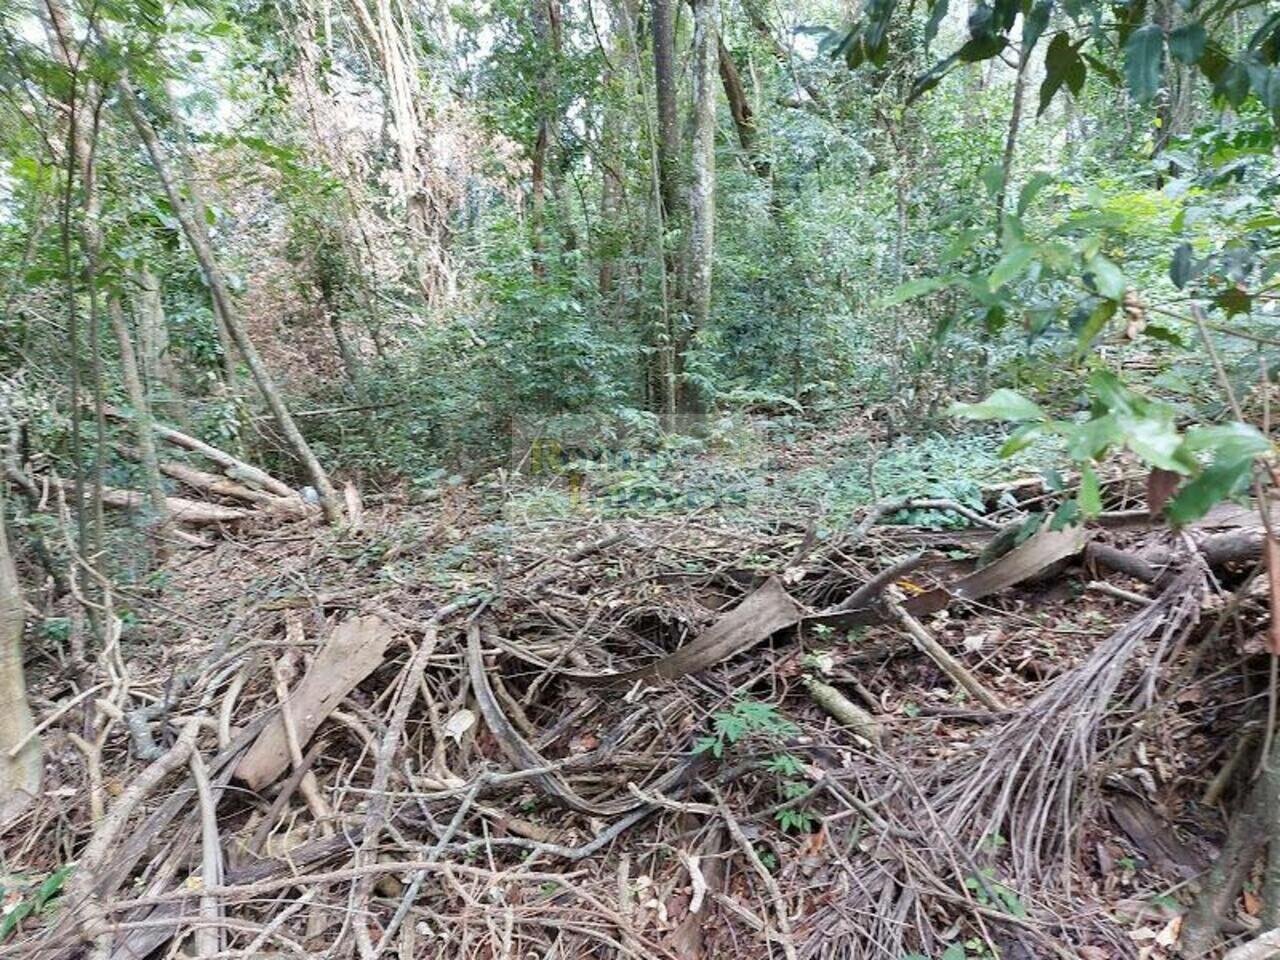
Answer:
[886, 596, 1006, 711]
[65, 719, 201, 951]
[803, 676, 884, 747]
[350, 627, 439, 959]
[116, 444, 309, 516]
[58, 481, 256, 526]
[1224, 930, 1280, 960]
[104, 405, 296, 499]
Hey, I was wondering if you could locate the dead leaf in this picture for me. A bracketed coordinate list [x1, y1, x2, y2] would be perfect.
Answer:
[1155, 915, 1180, 947]
[1244, 888, 1262, 916]
[444, 709, 476, 744]
[1146, 468, 1181, 517]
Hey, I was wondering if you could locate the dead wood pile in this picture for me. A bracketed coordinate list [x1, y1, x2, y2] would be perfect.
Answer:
[3, 476, 1278, 960]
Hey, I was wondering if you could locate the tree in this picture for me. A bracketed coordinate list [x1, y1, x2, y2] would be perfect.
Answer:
[683, 0, 719, 411]
[650, 0, 680, 222]
[0, 496, 40, 825]
[118, 80, 344, 525]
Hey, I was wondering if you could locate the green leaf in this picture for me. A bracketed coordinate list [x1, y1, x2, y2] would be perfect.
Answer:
[989, 245, 1036, 290]
[1215, 287, 1252, 318]
[1040, 32, 1087, 115]
[1120, 414, 1194, 474]
[1083, 52, 1123, 87]
[1085, 254, 1127, 300]
[949, 389, 1045, 422]
[1166, 458, 1254, 525]
[941, 945, 967, 960]
[1168, 22, 1206, 64]
[1125, 24, 1165, 103]
[1050, 499, 1081, 530]
[940, 228, 984, 264]
[1169, 242, 1193, 289]
[1066, 413, 1121, 461]
[1182, 422, 1272, 463]
[1142, 323, 1187, 347]
[882, 275, 954, 306]
[1214, 61, 1251, 106]
[957, 33, 1008, 62]
[925, 0, 950, 46]
[980, 163, 1006, 197]
[1078, 464, 1102, 517]
[1017, 172, 1055, 216]
[34, 866, 73, 909]
[0, 900, 33, 941]
[1076, 299, 1116, 348]
[999, 422, 1045, 457]
[1088, 369, 1135, 414]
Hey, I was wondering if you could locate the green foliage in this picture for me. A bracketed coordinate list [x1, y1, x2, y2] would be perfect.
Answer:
[953, 375, 1274, 524]
[964, 867, 1026, 917]
[0, 865, 73, 942]
[694, 699, 799, 758]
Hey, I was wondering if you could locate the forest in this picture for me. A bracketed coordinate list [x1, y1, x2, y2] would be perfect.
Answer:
[1, 0, 1279, 957]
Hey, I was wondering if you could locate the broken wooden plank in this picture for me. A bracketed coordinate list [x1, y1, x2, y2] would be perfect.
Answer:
[809, 521, 1091, 631]
[575, 576, 803, 687]
[234, 615, 395, 790]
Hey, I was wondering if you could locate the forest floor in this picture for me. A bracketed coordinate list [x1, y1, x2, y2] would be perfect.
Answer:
[2, 420, 1273, 960]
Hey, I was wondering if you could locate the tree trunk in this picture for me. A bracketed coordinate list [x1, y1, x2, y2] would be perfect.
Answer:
[134, 267, 188, 425]
[0, 497, 40, 825]
[347, 0, 455, 304]
[651, 0, 680, 222]
[161, 85, 241, 391]
[118, 79, 344, 524]
[718, 38, 768, 177]
[683, 0, 719, 411]
[108, 296, 172, 542]
[530, 0, 562, 276]
[996, 45, 1030, 222]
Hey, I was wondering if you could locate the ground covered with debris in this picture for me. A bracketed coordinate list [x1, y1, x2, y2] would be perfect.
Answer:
[4, 470, 1278, 960]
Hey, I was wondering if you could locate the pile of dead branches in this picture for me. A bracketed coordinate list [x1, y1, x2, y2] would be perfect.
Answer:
[4, 476, 1280, 960]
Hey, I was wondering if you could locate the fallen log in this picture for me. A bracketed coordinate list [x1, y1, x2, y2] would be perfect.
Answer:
[115, 444, 310, 517]
[98, 485, 254, 525]
[103, 405, 296, 499]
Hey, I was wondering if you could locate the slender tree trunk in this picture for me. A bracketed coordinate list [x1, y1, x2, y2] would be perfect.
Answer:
[651, 0, 680, 222]
[108, 295, 172, 542]
[598, 161, 622, 298]
[612, 0, 675, 412]
[996, 45, 1030, 222]
[530, 0, 562, 276]
[158, 85, 242, 391]
[718, 38, 767, 178]
[683, 0, 719, 412]
[118, 79, 344, 524]
[0, 497, 40, 825]
[134, 267, 188, 424]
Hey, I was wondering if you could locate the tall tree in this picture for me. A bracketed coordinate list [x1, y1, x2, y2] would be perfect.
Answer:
[650, 0, 680, 222]
[133, 266, 187, 426]
[683, 0, 719, 410]
[530, 0, 563, 275]
[107, 294, 171, 540]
